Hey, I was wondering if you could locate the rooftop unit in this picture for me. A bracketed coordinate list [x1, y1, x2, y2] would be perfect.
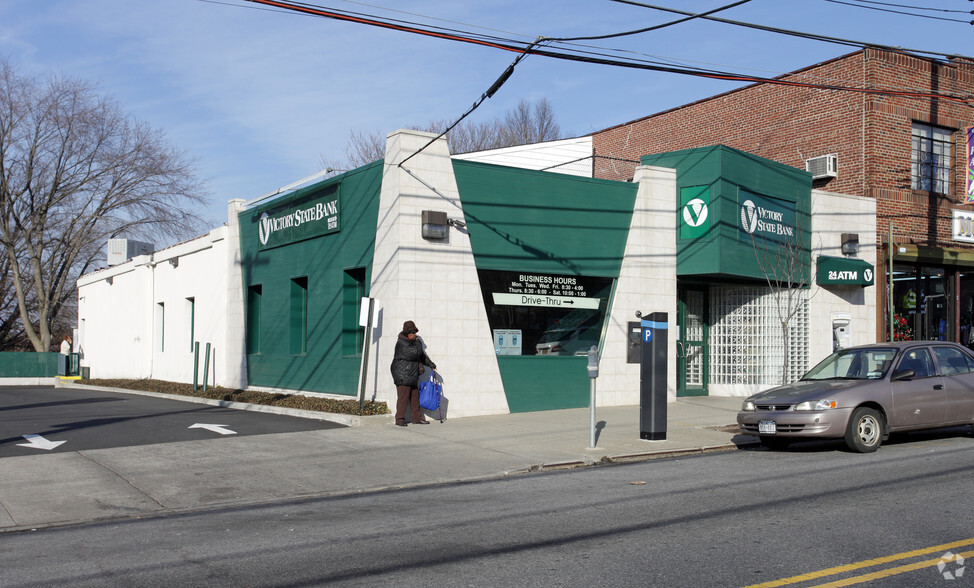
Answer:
[106, 239, 155, 266]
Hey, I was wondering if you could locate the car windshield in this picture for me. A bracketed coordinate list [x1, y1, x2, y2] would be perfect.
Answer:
[801, 347, 898, 381]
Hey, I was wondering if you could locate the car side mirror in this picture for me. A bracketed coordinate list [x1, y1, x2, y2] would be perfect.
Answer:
[891, 369, 915, 381]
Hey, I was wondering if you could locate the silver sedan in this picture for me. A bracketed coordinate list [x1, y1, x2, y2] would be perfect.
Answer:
[737, 341, 974, 452]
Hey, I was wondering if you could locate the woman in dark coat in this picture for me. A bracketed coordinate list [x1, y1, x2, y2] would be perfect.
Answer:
[390, 320, 436, 426]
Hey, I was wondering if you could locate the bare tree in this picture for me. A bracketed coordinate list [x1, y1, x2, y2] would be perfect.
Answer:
[748, 202, 813, 385]
[0, 59, 207, 352]
[327, 98, 563, 169]
[502, 98, 560, 146]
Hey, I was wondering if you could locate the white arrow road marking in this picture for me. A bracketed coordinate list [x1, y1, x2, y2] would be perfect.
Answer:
[17, 434, 67, 451]
[189, 423, 237, 436]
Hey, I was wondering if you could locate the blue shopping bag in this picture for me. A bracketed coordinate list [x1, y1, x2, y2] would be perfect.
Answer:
[419, 371, 441, 411]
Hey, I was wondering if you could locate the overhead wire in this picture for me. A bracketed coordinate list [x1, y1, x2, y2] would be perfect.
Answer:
[395, 0, 755, 164]
[610, 0, 971, 57]
[822, 0, 974, 23]
[396, 39, 546, 168]
[834, 0, 974, 13]
[238, 0, 974, 106]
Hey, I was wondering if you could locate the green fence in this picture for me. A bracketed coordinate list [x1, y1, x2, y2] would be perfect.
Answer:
[0, 352, 59, 378]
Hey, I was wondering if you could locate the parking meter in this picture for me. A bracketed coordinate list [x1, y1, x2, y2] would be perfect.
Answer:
[587, 346, 599, 378]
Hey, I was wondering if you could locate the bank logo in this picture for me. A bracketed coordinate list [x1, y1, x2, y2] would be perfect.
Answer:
[683, 198, 709, 227]
[937, 551, 965, 581]
[863, 268, 873, 283]
[740, 199, 758, 234]
[258, 213, 271, 245]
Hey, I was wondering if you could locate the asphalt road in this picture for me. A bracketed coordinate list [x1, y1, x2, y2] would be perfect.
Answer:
[0, 425, 971, 587]
[0, 385, 343, 457]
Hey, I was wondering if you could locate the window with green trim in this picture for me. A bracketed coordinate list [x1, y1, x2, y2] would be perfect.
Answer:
[187, 297, 195, 351]
[290, 277, 308, 355]
[156, 302, 165, 352]
[343, 268, 367, 356]
[247, 285, 262, 354]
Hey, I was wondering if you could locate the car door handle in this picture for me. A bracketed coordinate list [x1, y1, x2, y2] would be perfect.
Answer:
[933, 384, 944, 390]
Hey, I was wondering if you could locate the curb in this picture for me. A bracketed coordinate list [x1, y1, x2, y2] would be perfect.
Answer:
[57, 381, 393, 427]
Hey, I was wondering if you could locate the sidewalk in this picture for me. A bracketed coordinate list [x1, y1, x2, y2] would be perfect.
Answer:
[0, 390, 755, 532]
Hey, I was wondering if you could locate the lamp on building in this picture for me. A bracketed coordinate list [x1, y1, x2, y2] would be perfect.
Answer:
[841, 233, 859, 256]
[168, 257, 179, 268]
[422, 210, 449, 240]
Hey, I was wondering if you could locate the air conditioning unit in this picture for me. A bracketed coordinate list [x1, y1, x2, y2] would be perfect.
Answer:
[106, 239, 155, 266]
[806, 154, 838, 180]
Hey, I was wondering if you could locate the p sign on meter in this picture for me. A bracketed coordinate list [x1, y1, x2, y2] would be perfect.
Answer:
[643, 328, 653, 344]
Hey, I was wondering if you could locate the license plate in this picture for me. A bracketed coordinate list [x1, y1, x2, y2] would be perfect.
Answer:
[758, 420, 777, 435]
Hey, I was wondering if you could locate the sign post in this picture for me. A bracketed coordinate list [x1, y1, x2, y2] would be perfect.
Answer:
[358, 297, 377, 414]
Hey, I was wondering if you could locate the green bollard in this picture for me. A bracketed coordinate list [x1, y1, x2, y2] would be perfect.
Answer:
[193, 341, 200, 390]
[202, 342, 211, 392]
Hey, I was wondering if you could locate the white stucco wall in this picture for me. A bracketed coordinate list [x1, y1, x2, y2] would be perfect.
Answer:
[77, 225, 234, 387]
[599, 165, 678, 405]
[366, 129, 509, 418]
[808, 189, 878, 365]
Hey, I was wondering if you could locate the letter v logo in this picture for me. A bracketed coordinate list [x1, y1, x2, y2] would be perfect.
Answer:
[683, 198, 709, 227]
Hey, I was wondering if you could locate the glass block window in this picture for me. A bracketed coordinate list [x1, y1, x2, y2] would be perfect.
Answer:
[911, 122, 952, 194]
[709, 285, 808, 385]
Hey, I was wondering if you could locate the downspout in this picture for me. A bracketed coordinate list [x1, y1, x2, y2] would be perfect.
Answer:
[148, 253, 156, 379]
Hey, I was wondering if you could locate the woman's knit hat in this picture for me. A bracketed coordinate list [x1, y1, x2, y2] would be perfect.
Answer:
[402, 320, 418, 334]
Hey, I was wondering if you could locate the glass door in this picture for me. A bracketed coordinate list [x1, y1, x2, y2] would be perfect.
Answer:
[677, 287, 708, 397]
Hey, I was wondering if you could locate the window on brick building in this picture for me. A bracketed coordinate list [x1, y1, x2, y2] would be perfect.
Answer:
[911, 122, 952, 194]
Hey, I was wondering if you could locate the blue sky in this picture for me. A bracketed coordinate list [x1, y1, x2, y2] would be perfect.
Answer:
[1, 0, 970, 227]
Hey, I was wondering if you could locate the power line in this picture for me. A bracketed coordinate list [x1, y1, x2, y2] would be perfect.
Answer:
[833, 0, 974, 13]
[823, 0, 974, 23]
[397, 1, 756, 164]
[542, 0, 754, 42]
[611, 0, 971, 58]
[239, 0, 974, 105]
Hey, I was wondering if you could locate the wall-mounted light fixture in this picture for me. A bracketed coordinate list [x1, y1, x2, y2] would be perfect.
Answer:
[168, 257, 179, 268]
[105, 276, 113, 285]
[841, 233, 859, 256]
[422, 210, 449, 240]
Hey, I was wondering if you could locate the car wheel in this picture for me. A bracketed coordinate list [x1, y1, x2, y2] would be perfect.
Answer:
[759, 436, 790, 450]
[844, 407, 883, 453]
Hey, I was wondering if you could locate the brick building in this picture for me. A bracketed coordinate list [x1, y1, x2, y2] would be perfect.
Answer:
[591, 48, 974, 346]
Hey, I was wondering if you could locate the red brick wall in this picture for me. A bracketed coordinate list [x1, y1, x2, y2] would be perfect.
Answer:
[592, 49, 974, 249]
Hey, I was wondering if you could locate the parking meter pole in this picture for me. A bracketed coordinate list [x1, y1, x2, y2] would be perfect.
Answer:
[640, 313, 668, 440]
[587, 346, 599, 449]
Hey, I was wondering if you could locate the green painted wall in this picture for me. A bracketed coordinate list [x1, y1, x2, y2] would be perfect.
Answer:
[0, 352, 58, 377]
[454, 161, 637, 412]
[238, 162, 382, 395]
[642, 145, 811, 283]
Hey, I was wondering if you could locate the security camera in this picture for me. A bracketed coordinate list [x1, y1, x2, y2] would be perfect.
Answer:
[635, 310, 642, 318]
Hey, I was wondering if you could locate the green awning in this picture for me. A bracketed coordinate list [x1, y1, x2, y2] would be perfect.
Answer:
[816, 255, 874, 286]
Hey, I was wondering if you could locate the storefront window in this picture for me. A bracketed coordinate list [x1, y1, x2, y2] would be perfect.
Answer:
[890, 264, 918, 341]
[477, 270, 614, 356]
[890, 264, 951, 341]
[920, 268, 948, 341]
